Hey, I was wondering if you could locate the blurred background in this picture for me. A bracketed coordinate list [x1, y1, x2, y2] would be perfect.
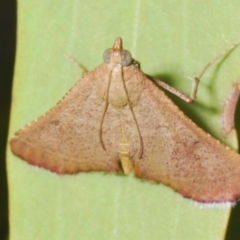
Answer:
[0, 0, 16, 239]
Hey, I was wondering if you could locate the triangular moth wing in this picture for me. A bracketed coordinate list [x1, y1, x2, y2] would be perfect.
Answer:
[131, 75, 240, 203]
[10, 64, 123, 174]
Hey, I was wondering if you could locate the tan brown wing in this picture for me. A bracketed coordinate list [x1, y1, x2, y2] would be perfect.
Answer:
[10, 64, 123, 174]
[131, 77, 240, 203]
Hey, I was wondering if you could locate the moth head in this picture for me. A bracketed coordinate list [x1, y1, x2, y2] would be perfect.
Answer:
[103, 37, 133, 66]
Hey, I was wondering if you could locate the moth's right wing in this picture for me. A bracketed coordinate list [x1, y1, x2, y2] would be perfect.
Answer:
[133, 76, 240, 203]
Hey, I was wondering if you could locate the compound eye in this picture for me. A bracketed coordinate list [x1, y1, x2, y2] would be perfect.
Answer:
[102, 48, 112, 64]
[121, 50, 132, 66]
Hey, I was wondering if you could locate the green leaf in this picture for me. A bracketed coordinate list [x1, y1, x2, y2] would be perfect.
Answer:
[8, 0, 240, 239]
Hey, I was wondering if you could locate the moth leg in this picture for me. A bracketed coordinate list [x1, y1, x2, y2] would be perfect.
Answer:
[148, 38, 240, 103]
[64, 54, 88, 77]
[183, 38, 240, 100]
[132, 59, 141, 68]
[147, 75, 194, 103]
[223, 82, 240, 135]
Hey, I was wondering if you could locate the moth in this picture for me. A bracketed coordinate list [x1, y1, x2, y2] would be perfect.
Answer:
[10, 37, 240, 203]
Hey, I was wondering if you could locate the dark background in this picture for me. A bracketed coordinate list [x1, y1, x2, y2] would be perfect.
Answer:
[0, 0, 16, 239]
[0, 1, 240, 239]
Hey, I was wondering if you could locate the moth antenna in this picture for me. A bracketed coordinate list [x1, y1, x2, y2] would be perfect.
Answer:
[121, 68, 143, 159]
[99, 69, 112, 151]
